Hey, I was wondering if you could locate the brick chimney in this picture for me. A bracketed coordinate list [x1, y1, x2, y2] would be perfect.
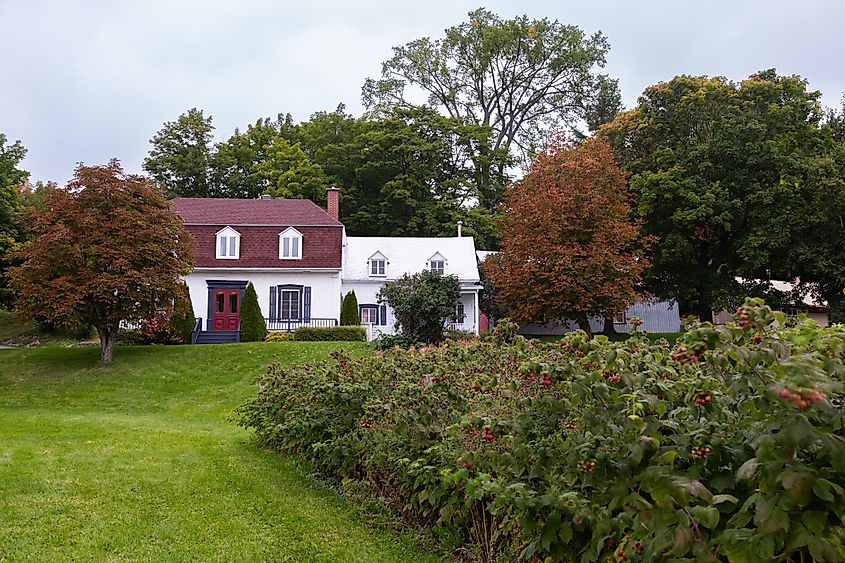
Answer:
[326, 186, 340, 221]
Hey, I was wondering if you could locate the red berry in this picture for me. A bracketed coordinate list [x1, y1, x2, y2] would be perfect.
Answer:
[609, 375, 619, 383]
[798, 400, 808, 408]
[779, 389, 791, 399]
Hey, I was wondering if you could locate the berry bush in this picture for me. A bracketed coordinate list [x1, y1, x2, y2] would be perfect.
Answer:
[237, 299, 845, 562]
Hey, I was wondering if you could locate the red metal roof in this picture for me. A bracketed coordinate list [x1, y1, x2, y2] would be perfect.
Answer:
[172, 198, 341, 226]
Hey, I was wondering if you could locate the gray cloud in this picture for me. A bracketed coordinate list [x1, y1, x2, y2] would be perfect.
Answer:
[1, 0, 842, 184]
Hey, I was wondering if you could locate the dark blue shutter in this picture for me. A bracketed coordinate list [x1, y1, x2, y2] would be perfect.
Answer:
[269, 286, 277, 321]
[379, 304, 387, 326]
[303, 287, 311, 321]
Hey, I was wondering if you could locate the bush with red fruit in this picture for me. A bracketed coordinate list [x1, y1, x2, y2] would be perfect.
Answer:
[239, 300, 845, 562]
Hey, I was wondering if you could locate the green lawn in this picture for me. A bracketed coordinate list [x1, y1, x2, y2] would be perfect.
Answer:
[0, 342, 439, 562]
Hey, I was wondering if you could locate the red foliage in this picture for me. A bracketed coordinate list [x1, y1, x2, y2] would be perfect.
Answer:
[485, 138, 653, 334]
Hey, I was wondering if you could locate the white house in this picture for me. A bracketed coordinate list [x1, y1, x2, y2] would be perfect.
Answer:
[342, 236, 483, 338]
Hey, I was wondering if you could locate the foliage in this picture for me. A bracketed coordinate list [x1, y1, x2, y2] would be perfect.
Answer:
[171, 282, 196, 344]
[138, 311, 180, 344]
[239, 300, 845, 561]
[788, 98, 845, 322]
[210, 114, 297, 199]
[258, 137, 328, 203]
[115, 328, 141, 345]
[143, 108, 217, 198]
[8, 161, 194, 361]
[338, 106, 506, 247]
[0, 342, 431, 562]
[600, 70, 829, 320]
[363, 8, 616, 188]
[293, 326, 366, 342]
[485, 137, 652, 337]
[239, 282, 267, 342]
[377, 269, 461, 344]
[0, 133, 29, 308]
[264, 331, 295, 342]
[340, 291, 360, 326]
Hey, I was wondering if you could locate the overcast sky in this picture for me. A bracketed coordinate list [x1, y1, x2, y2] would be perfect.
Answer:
[1, 0, 843, 184]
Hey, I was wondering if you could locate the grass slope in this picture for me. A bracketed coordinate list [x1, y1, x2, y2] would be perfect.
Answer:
[0, 343, 437, 562]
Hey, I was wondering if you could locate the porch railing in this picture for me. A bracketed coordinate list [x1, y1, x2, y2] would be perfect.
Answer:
[191, 318, 203, 344]
[447, 322, 476, 333]
[265, 318, 338, 332]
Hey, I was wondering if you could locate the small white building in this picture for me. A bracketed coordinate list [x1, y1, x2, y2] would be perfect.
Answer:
[342, 236, 483, 338]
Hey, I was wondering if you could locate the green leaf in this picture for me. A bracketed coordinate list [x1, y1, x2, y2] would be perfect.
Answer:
[736, 458, 759, 480]
[801, 511, 827, 534]
[690, 505, 720, 529]
[712, 494, 738, 505]
[672, 524, 694, 556]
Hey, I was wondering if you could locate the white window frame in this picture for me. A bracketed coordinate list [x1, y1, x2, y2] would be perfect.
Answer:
[430, 260, 445, 275]
[370, 259, 386, 276]
[613, 311, 628, 324]
[454, 303, 466, 323]
[215, 226, 241, 260]
[278, 227, 303, 260]
[360, 307, 378, 325]
[279, 289, 301, 320]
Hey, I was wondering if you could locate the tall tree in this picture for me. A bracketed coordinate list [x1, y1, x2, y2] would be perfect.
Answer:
[600, 70, 826, 320]
[343, 106, 504, 247]
[0, 134, 29, 307]
[363, 7, 616, 208]
[9, 161, 193, 361]
[211, 114, 296, 199]
[258, 137, 328, 203]
[789, 97, 845, 321]
[485, 138, 650, 337]
[144, 108, 216, 198]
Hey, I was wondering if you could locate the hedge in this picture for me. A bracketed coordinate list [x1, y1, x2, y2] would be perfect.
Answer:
[293, 326, 366, 341]
[239, 299, 845, 561]
[265, 331, 295, 342]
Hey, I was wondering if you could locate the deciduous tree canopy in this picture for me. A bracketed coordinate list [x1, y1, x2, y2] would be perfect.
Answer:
[9, 161, 193, 361]
[363, 8, 618, 182]
[486, 138, 651, 336]
[0, 133, 29, 307]
[600, 70, 829, 320]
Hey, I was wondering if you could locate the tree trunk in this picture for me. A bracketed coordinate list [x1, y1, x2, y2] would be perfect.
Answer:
[695, 301, 713, 324]
[97, 325, 117, 362]
[575, 312, 593, 339]
[600, 316, 618, 336]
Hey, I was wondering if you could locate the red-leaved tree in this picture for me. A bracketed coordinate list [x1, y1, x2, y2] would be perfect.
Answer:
[9, 161, 193, 361]
[485, 138, 652, 337]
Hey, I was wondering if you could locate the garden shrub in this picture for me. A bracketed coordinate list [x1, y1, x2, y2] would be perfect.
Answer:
[377, 269, 461, 344]
[265, 331, 295, 342]
[238, 300, 845, 562]
[293, 326, 366, 341]
[171, 282, 196, 344]
[116, 328, 141, 345]
[138, 311, 179, 344]
[239, 282, 267, 342]
[340, 291, 359, 326]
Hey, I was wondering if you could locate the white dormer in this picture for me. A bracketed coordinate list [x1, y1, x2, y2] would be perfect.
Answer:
[428, 252, 446, 275]
[216, 226, 241, 260]
[368, 251, 387, 277]
[279, 227, 303, 260]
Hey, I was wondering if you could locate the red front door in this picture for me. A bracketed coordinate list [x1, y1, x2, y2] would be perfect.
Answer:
[212, 289, 240, 330]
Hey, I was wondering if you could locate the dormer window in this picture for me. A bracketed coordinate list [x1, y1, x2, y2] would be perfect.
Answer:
[279, 227, 303, 260]
[368, 251, 387, 277]
[216, 226, 240, 260]
[429, 252, 446, 275]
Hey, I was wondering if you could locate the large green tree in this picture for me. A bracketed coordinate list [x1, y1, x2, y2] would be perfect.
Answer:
[600, 70, 827, 320]
[9, 161, 193, 361]
[363, 7, 616, 208]
[789, 98, 845, 321]
[0, 134, 29, 307]
[144, 108, 217, 198]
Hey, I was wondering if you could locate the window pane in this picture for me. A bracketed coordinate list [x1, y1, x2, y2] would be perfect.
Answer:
[219, 237, 227, 257]
[230, 292, 238, 313]
[281, 290, 299, 319]
[229, 237, 236, 257]
[292, 237, 299, 258]
[360, 308, 375, 324]
[216, 292, 224, 313]
[283, 237, 290, 257]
